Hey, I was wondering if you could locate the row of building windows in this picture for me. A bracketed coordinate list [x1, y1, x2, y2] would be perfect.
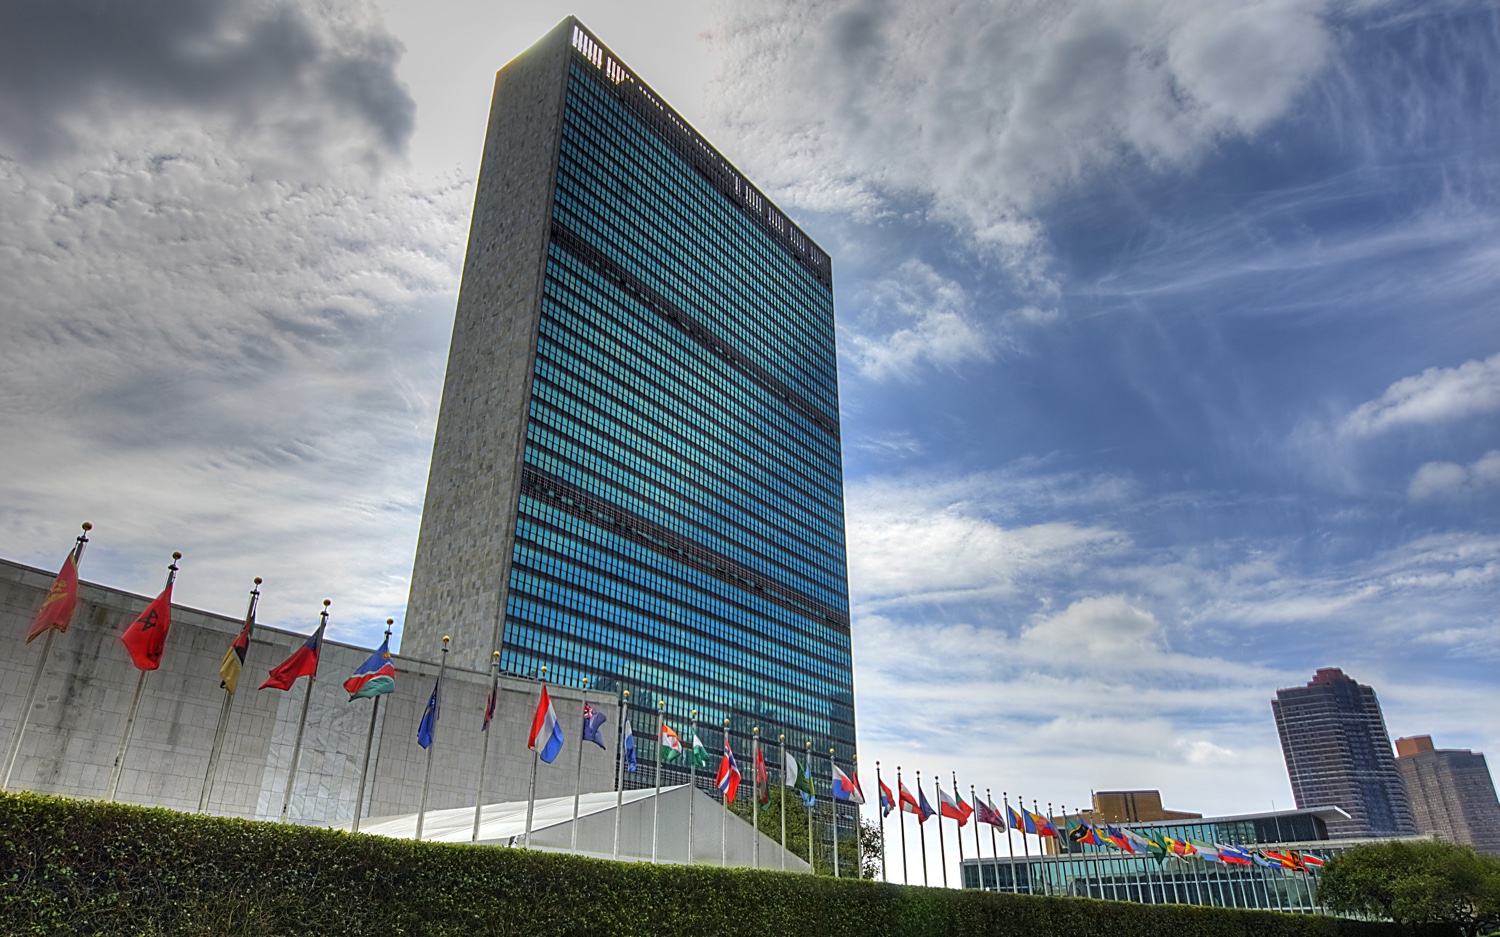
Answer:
[516, 501, 850, 666]
[559, 68, 840, 416]
[541, 249, 844, 483]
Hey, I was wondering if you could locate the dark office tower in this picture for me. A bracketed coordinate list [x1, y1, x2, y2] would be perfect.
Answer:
[1272, 668, 1416, 838]
[1396, 735, 1500, 856]
[402, 19, 856, 776]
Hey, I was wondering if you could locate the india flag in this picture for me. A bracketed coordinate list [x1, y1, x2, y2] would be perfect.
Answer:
[660, 723, 683, 763]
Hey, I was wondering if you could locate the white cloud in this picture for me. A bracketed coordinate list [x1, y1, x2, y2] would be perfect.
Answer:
[845, 260, 991, 380]
[710, 0, 1334, 265]
[1408, 450, 1500, 499]
[845, 474, 1128, 608]
[1343, 352, 1500, 436]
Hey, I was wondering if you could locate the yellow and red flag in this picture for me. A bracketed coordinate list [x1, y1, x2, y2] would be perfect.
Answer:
[27, 554, 80, 643]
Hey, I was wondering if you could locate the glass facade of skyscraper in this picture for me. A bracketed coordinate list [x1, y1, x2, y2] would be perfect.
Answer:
[496, 27, 856, 778]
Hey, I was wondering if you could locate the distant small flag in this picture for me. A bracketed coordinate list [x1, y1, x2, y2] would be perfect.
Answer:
[528, 684, 564, 763]
[581, 701, 608, 749]
[1028, 809, 1059, 837]
[1299, 852, 1325, 869]
[623, 720, 638, 773]
[27, 553, 80, 644]
[974, 798, 1004, 827]
[1220, 844, 1254, 866]
[1102, 824, 1135, 853]
[482, 683, 498, 731]
[1069, 820, 1103, 846]
[1250, 850, 1279, 869]
[916, 784, 936, 823]
[417, 678, 439, 749]
[343, 637, 396, 700]
[715, 738, 741, 803]
[936, 783, 971, 825]
[690, 731, 711, 770]
[832, 762, 864, 804]
[898, 781, 921, 816]
[219, 607, 255, 694]
[1193, 841, 1222, 863]
[879, 779, 896, 817]
[1008, 806, 1036, 835]
[660, 724, 684, 764]
[756, 746, 770, 810]
[120, 583, 175, 672]
[260, 619, 324, 690]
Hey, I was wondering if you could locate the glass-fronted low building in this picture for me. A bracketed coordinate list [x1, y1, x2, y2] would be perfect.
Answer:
[402, 17, 856, 801]
[962, 806, 1425, 913]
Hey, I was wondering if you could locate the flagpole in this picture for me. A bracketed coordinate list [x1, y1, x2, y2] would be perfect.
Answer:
[721, 718, 730, 868]
[687, 709, 697, 864]
[652, 700, 664, 864]
[3, 522, 89, 792]
[199, 577, 261, 813]
[805, 740, 815, 873]
[277, 598, 328, 822]
[779, 733, 787, 871]
[952, 772, 965, 888]
[107, 552, 178, 803]
[353, 620, 393, 834]
[853, 753, 863, 878]
[523, 665, 547, 849]
[1038, 799, 1050, 896]
[876, 762, 887, 882]
[612, 689, 629, 860]
[971, 783, 983, 888]
[751, 727, 760, 870]
[570, 678, 588, 854]
[471, 649, 501, 842]
[830, 748, 840, 878]
[995, 791, 1010, 892]
[1014, 793, 1031, 894]
[413, 635, 449, 841]
[935, 773, 948, 888]
[916, 769, 928, 886]
[898, 766, 909, 885]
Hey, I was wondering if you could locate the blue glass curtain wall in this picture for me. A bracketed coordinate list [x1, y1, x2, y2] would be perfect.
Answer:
[499, 53, 857, 777]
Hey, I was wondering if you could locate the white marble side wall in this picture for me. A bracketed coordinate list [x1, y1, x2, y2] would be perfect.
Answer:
[0, 558, 618, 824]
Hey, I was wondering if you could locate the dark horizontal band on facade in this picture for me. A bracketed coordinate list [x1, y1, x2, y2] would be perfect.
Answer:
[520, 464, 851, 632]
[567, 25, 833, 290]
[549, 221, 841, 441]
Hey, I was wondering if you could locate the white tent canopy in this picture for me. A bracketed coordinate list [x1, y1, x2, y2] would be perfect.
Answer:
[353, 784, 813, 871]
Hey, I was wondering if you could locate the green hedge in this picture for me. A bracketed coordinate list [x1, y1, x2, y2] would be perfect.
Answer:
[0, 792, 1420, 937]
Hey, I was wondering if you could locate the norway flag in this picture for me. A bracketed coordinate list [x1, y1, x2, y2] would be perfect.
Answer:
[716, 739, 742, 803]
[528, 685, 565, 763]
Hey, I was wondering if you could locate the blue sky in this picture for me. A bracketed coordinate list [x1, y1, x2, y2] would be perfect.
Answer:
[0, 0, 1496, 883]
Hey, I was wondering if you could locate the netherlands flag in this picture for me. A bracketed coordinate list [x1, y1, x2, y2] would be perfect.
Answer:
[831, 763, 864, 804]
[528, 684, 565, 763]
[715, 738, 742, 803]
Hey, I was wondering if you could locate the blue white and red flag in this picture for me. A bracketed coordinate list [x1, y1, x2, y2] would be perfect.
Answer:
[343, 638, 396, 700]
[528, 684, 564, 763]
[832, 763, 864, 804]
[716, 738, 742, 802]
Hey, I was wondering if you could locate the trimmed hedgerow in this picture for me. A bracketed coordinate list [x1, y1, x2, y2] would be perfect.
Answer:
[0, 792, 1426, 936]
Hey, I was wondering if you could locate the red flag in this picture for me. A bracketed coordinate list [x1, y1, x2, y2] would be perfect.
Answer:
[120, 584, 174, 671]
[261, 620, 325, 690]
[756, 745, 770, 808]
[27, 553, 80, 643]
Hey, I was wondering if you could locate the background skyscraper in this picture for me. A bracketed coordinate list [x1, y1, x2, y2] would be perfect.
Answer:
[1395, 735, 1500, 856]
[402, 19, 856, 784]
[1272, 667, 1416, 838]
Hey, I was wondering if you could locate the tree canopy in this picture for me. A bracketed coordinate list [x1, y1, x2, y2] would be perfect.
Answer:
[1318, 840, 1500, 937]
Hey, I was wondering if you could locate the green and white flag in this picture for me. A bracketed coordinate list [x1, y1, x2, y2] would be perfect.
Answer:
[785, 750, 816, 805]
[690, 732, 711, 770]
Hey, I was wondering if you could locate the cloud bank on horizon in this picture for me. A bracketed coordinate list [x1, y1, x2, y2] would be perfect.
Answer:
[0, 0, 1496, 875]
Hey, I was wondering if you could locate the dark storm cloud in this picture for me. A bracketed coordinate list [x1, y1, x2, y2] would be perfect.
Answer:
[0, 0, 414, 162]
